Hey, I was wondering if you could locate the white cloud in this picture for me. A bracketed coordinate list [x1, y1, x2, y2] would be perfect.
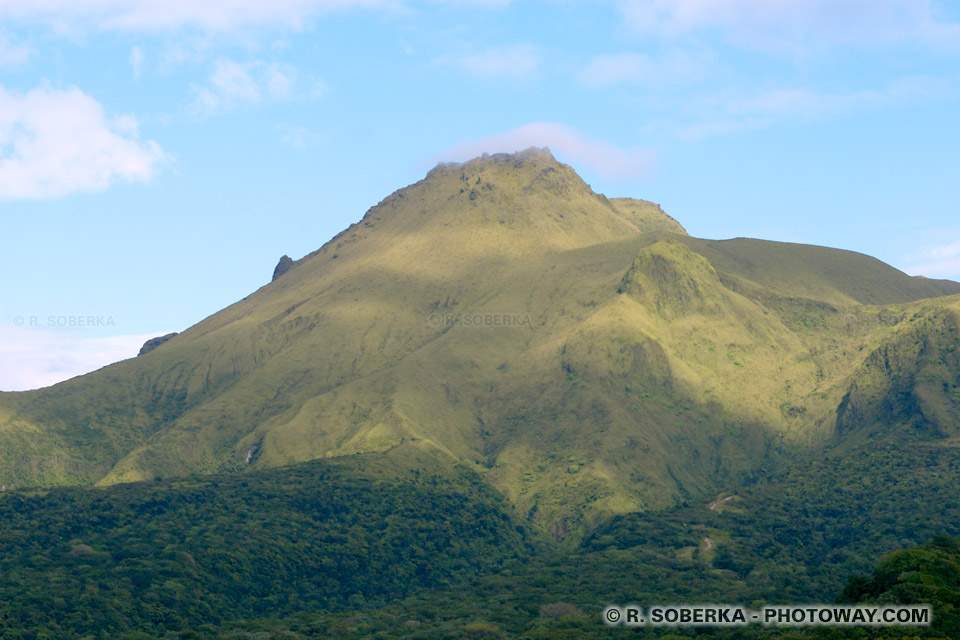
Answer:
[191, 58, 298, 115]
[458, 44, 540, 78]
[129, 45, 144, 78]
[0, 82, 167, 199]
[620, 0, 960, 53]
[0, 327, 166, 391]
[674, 75, 957, 138]
[211, 58, 262, 101]
[309, 78, 330, 99]
[0, 34, 32, 66]
[0, 0, 398, 33]
[265, 64, 296, 98]
[579, 52, 655, 88]
[158, 40, 207, 71]
[435, 122, 655, 180]
[901, 237, 960, 281]
[579, 49, 714, 88]
[279, 123, 325, 148]
[435, 0, 512, 6]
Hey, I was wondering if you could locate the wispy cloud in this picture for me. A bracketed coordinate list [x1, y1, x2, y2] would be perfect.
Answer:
[0, 0, 399, 33]
[673, 75, 958, 139]
[437, 0, 512, 6]
[901, 236, 960, 280]
[278, 123, 325, 148]
[191, 58, 298, 115]
[0, 327, 165, 392]
[0, 33, 31, 66]
[578, 49, 714, 88]
[129, 45, 144, 78]
[0, 82, 167, 199]
[435, 122, 655, 180]
[619, 0, 960, 53]
[456, 44, 540, 79]
[210, 58, 262, 101]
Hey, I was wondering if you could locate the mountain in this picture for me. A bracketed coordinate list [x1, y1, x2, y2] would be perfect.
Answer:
[2, 147, 959, 542]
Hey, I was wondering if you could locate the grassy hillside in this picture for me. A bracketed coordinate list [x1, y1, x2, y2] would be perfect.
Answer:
[679, 236, 960, 306]
[1, 147, 959, 542]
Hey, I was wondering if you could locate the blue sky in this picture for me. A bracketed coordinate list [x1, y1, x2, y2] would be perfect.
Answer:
[1, 0, 959, 390]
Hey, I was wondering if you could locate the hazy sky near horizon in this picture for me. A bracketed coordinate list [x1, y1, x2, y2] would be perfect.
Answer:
[1, 0, 960, 390]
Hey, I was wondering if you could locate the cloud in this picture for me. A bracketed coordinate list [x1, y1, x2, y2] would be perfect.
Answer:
[437, 0, 512, 6]
[210, 58, 262, 101]
[458, 44, 540, 79]
[579, 52, 657, 88]
[578, 49, 714, 88]
[0, 0, 398, 33]
[619, 0, 960, 53]
[0, 327, 165, 391]
[0, 33, 32, 66]
[0, 82, 167, 199]
[265, 64, 296, 98]
[191, 58, 298, 115]
[129, 45, 144, 78]
[435, 122, 655, 180]
[674, 75, 957, 138]
[278, 123, 325, 148]
[901, 236, 960, 280]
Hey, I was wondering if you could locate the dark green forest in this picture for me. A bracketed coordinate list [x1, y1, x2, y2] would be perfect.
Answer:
[2, 438, 960, 639]
[0, 455, 530, 639]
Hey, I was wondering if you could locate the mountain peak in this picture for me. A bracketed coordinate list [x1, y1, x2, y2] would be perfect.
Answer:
[356, 147, 685, 252]
[427, 146, 558, 178]
[421, 146, 586, 198]
[3, 148, 960, 546]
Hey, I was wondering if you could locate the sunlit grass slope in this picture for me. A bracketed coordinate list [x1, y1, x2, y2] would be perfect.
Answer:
[1, 147, 959, 541]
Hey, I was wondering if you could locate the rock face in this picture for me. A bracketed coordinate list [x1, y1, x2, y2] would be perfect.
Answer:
[272, 255, 294, 281]
[138, 333, 178, 356]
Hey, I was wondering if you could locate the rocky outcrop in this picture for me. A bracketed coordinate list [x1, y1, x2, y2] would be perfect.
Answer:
[272, 255, 294, 281]
[138, 333, 178, 356]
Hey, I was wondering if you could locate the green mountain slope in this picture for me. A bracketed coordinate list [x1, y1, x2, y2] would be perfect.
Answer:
[2, 147, 959, 542]
[679, 236, 960, 306]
